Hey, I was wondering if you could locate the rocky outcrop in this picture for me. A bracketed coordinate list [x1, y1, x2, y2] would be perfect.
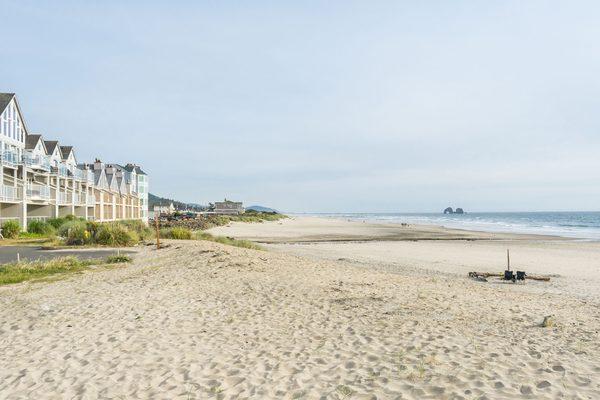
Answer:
[444, 207, 465, 214]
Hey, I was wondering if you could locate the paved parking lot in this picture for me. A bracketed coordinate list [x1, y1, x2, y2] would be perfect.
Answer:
[0, 246, 134, 264]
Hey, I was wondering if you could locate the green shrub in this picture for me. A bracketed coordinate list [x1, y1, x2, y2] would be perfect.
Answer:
[95, 223, 139, 246]
[18, 232, 47, 239]
[118, 219, 153, 240]
[85, 221, 101, 239]
[58, 220, 91, 245]
[105, 254, 133, 264]
[27, 220, 56, 236]
[1, 220, 21, 239]
[160, 227, 192, 240]
[47, 217, 67, 229]
[64, 214, 77, 221]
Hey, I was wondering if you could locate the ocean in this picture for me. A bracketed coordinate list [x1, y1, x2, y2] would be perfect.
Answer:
[304, 212, 600, 240]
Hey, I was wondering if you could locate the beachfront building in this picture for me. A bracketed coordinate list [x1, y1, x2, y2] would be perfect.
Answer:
[154, 202, 176, 215]
[0, 93, 148, 229]
[213, 199, 244, 215]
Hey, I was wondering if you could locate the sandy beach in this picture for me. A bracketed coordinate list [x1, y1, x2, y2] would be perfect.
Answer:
[1, 217, 599, 399]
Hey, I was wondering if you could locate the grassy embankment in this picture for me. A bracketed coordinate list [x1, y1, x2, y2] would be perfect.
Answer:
[0, 255, 132, 286]
[0, 212, 286, 250]
[158, 211, 288, 250]
[0, 212, 285, 285]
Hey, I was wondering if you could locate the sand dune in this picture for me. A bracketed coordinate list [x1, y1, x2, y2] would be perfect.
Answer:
[1, 232, 599, 399]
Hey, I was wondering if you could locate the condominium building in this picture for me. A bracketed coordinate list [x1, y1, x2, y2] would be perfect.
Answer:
[213, 199, 244, 215]
[0, 93, 148, 229]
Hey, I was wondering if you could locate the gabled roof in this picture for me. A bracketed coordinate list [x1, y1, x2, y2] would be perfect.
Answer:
[0, 93, 15, 115]
[0, 93, 29, 137]
[116, 175, 127, 194]
[105, 171, 119, 192]
[45, 141, 59, 155]
[94, 168, 107, 187]
[25, 134, 46, 151]
[60, 146, 74, 160]
[123, 163, 147, 175]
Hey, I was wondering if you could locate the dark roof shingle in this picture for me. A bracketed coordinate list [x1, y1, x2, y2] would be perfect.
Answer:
[123, 163, 147, 175]
[44, 140, 59, 154]
[59, 145, 73, 160]
[25, 134, 43, 150]
[0, 93, 15, 115]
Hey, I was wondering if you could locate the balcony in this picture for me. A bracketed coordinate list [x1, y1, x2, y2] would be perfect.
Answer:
[1, 151, 20, 168]
[26, 184, 51, 200]
[73, 169, 85, 181]
[73, 193, 87, 205]
[0, 185, 20, 202]
[58, 192, 70, 204]
[27, 216, 49, 223]
[56, 164, 69, 177]
[23, 153, 51, 172]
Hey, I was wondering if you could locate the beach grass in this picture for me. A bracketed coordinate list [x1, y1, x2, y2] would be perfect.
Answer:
[151, 227, 263, 250]
[0, 256, 98, 285]
[105, 254, 133, 264]
[194, 231, 263, 250]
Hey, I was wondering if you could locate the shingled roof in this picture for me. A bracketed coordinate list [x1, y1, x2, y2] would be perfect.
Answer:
[44, 140, 59, 155]
[60, 146, 73, 160]
[25, 134, 43, 150]
[0, 93, 15, 115]
[123, 163, 147, 175]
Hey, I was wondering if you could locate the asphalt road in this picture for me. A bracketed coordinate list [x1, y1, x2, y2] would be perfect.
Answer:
[0, 246, 134, 264]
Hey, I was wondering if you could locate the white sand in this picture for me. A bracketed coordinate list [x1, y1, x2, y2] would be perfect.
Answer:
[211, 216, 600, 301]
[0, 217, 599, 398]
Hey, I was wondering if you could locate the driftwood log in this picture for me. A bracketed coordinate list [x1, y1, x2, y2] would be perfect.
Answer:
[468, 272, 551, 282]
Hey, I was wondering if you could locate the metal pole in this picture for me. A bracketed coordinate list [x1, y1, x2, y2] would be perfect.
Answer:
[507, 249, 511, 271]
[155, 215, 160, 249]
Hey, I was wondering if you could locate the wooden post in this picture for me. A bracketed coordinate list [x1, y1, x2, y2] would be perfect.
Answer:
[507, 249, 511, 271]
[155, 214, 160, 249]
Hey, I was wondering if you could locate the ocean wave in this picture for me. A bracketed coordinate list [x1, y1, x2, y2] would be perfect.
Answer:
[307, 212, 600, 240]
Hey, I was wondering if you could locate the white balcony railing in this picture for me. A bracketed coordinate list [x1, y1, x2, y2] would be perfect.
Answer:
[26, 184, 51, 200]
[27, 216, 49, 223]
[58, 164, 69, 177]
[0, 185, 20, 201]
[73, 169, 85, 180]
[1, 151, 20, 168]
[73, 193, 86, 205]
[58, 192, 69, 204]
[23, 153, 51, 171]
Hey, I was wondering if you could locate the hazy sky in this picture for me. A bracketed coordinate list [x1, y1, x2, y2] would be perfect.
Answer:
[2, 1, 599, 212]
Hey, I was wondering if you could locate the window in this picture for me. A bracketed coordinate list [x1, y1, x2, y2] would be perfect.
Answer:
[1, 101, 25, 141]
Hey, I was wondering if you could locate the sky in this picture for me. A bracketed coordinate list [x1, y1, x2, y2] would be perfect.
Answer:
[2, 1, 600, 212]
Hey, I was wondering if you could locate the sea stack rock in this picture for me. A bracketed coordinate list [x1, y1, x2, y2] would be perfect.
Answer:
[455, 208, 464, 214]
[444, 207, 454, 214]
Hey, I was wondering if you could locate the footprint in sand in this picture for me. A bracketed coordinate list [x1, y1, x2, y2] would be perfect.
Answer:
[537, 381, 551, 389]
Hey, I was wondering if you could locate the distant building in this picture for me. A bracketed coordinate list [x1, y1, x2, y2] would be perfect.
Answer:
[213, 199, 244, 215]
[154, 202, 175, 215]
